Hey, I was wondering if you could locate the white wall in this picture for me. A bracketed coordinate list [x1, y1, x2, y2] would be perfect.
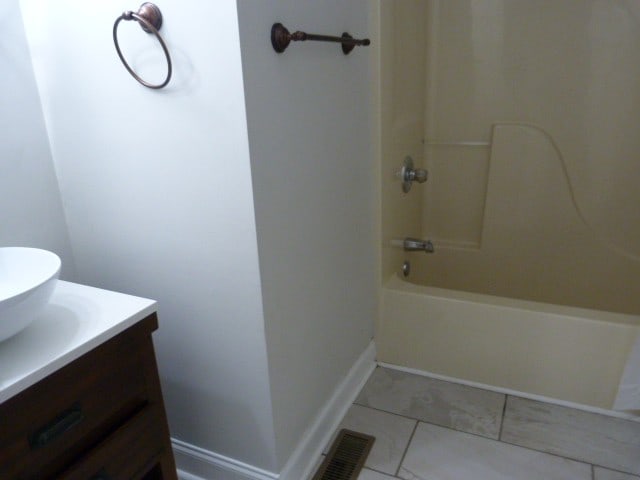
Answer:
[20, 0, 278, 473]
[0, 0, 74, 277]
[18, 0, 377, 475]
[236, 0, 377, 468]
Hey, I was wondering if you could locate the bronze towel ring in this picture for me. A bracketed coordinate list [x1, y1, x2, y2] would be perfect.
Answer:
[113, 3, 172, 89]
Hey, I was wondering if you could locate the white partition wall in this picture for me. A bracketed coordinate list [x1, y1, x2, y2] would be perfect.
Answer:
[20, 0, 279, 474]
[19, 1, 377, 478]
[236, 0, 377, 470]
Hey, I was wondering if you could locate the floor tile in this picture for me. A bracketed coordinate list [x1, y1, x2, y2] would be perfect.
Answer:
[359, 468, 399, 480]
[356, 367, 505, 438]
[398, 422, 592, 480]
[594, 467, 640, 480]
[501, 396, 640, 475]
[328, 404, 416, 476]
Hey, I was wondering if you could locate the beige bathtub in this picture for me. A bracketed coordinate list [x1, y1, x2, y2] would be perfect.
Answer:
[377, 274, 640, 410]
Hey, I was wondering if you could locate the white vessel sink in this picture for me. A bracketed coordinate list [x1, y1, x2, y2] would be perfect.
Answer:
[0, 247, 61, 342]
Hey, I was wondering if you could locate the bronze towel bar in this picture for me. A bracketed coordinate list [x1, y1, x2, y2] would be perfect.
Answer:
[271, 23, 370, 55]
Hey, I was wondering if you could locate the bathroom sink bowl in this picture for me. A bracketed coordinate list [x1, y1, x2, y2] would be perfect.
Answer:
[0, 247, 61, 342]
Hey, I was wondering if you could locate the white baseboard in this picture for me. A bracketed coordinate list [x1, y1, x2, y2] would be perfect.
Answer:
[176, 470, 208, 480]
[173, 440, 277, 480]
[173, 340, 377, 480]
[278, 340, 377, 480]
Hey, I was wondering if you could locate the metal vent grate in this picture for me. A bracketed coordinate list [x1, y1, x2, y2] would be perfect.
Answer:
[312, 429, 375, 480]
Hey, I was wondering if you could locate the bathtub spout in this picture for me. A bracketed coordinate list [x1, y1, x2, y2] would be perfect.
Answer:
[403, 237, 435, 253]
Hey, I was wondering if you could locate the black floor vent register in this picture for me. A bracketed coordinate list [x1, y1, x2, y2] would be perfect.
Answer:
[312, 429, 376, 480]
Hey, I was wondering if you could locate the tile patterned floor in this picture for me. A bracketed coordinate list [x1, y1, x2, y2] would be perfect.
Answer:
[356, 367, 505, 439]
[314, 367, 640, 480]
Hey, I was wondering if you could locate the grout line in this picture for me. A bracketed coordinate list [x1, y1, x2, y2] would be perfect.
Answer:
[591, 464, 595, 480]
[356, 375, 640, 477]
[362, 466, 402, 479]
[353, 403, 502, 441]
[590, 465, 640, 479]
[495, 407, 639, 475]
[394, 420, 419, 478]
[497, 437, 601, 469]
[498, 394, 509, 441]
[378, 362, 640, 423]
[353, 403, 425, 424]
[358, 405, 595, 471]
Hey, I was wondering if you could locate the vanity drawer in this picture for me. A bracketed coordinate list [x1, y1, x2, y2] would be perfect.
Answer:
[0, 317, 157, 479]
[58, 404, 164, 480]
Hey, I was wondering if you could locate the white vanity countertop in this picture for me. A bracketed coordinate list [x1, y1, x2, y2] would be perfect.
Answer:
[0, 280, 157, 404]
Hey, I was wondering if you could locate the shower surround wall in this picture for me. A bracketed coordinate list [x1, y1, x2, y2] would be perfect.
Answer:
[418, 0, 640, 313]
[0, 0, 74, 276]
[383, 0, 640, 313]
[378, 1, 640, 410]
[20, 0, 376, 478]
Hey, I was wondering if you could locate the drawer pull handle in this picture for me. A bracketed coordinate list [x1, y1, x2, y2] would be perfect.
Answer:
[90, 468, 111, 480]
[29, 403, 85, 449]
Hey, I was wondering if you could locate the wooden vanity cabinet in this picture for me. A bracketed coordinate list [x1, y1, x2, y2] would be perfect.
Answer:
[0, 314, 177, 480]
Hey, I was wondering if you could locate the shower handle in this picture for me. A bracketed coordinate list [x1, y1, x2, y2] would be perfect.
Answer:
[404, 167, 428, 183]
[399, 156, 428, 192]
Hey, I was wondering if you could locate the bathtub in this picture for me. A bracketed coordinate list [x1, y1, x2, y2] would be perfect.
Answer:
[377, 274, 640, 410]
